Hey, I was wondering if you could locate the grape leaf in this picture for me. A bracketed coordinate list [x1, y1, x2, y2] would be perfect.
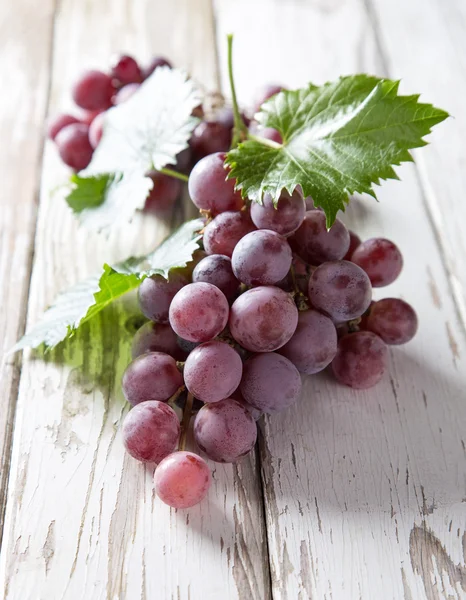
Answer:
[13, 219, 204, 351]
[65, 67, 202, 230]
[226, 75, 449, 226]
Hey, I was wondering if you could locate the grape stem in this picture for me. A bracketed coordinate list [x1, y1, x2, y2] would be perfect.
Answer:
[179, 392, 194, 451]
[158, 167, 189, 182]
[227, 34, 248, 148]
[168, 384, 185, 403]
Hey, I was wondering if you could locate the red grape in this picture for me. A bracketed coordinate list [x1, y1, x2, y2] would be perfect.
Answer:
[343, 230, 362, 260]
[144, 172, 182, 214]
[138, 273, 187, 324]
[229, 286, 298, 352]
[188, 152, 243, 215]
[231, 230, 292, 286]
[351, 238, 403, 287]
[365, 298, 418, 345]
[192, 254, 239, 300]
[203, 211, 256, 257]
[193, 399, 257, 463]
[122, 401, 180, 463]
[122, 352, 183, 406]
[110, 54, 142, 86]
[240, 353, 301, 413]
[131, 321, 185, 360]
[143, 56, 172, 79]
[113, 82, 141, 105]
[190, 121, 232, 160]
[184, 341, 243, 403]
[332, 332, 388, 389]
[278, 309, 338, 374]
[308, 260, 372, 321]
[55, 123, 93, 171]
[72, 70, 114, 111]
[250, 191, 305, 236]
[290, 210, 350, 265]
[88, 111, 105, 148]
[169, 282, 229, 342]
[48, 114, 80, 141]
[252, 83, 285, 113]
[154, 451, 211, 508]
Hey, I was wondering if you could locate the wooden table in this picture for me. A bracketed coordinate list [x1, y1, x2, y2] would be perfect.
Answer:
[1, 1, 465, 598]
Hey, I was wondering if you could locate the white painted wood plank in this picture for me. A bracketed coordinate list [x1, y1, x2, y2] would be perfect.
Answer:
[214, 1, 466, 598]
[0, 0, 55, 530]
[0, 2, 271, 599]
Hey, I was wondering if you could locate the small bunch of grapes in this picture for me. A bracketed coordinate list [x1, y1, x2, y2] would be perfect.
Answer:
[120, 112, 418, 508]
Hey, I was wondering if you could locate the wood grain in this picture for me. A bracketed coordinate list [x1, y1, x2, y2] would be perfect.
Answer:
[215, 1, 466, 598]
[0, 0, 57, 537]
[0, 1, 271, 599]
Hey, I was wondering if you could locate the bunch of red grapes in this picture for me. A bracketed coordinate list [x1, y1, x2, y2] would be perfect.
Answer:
[50, 62, 418, 509]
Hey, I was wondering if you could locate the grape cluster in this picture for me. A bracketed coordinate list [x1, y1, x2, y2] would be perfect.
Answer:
[120, 84, 418, 507]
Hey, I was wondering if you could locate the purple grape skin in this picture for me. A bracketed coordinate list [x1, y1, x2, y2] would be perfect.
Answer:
[250, 191, 305, 237]
[203, 211, 256, 258]
[55, 123, 94, 171]
[154, 451, 211, 509]
[278, 309, 338, 374]
[190, 121, 232, 160]
[351, 238, 403, 287]
[169, 282, 229, 343]
[72, 70, 114, 111]
[188, 152, 243, 215]
[231, 230, 292, 286]
[110, 54, 142, 86]
[193, 399, 257, 463]
[122, 401, 180, 463]
[252, 83, 285, 113]
[290, 210, 350, 265]
[144, 172, 182, 213]
[229, 286, 298, 352]
[138, 273, 187, 324]
[192, 255, 239, 300]
[240, 353, 301, 413]
[308, 260, 372, 322]
[143, 56, 172, 79]
[122, 352, 183, 406]
[184, 341, 243, 403]
[48, 114, 81, 141]
[332, 332, 388, 389]
[131, 321, 186, 360]
[365, 298, 418, 345]
[344, 230, 362, 261]
[231, 391, 263, 421]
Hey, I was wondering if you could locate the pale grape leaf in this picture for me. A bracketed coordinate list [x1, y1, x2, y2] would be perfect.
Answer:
[65, 67, 202, 230]
[226, 75, 449, 226]
[13, 219, 204, 351]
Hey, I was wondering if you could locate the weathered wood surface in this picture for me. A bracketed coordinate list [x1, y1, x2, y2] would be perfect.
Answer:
[0, 0, 465, 598]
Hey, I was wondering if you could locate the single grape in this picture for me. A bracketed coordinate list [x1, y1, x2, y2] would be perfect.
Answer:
[250, 191, 305, 236]
[332, 331, 388, 389]
[343, 230, 362, 260]
[138, 273, 187, 324]
[113, 82, 141, 105]
[184, 341, 243, 403]
[55, 123, 93, 171]
[48, 114, 80, 141]
[278, 309, 338, 374]
[143, 56, 172, 79]
[122, 401, 180, 463]
[240, 353, 301, 413]
[351, 238, 403, 287]
[154, 451, 211, 508]
[308, 260, 372, 321]
[188, 152, 243, 215]
[110, 54, 142, 86]
[144, 172, 182, 213]
[229, 286, 298, 352]
[203, 211, 256, 257]
[190, 121, 232, 160]
[169, 282, 229, 342]
[231, 230, 292, 286]
[290, 210, 350, 265]
[252, 83, 285, 113]
[131, 321, 185, 360]
[365, 298, 418, 345]
[122, 352, 183, 406]
[72, 70, 114, 111]
[88, 111, 105, 148]
[193, 399, 257, 463]
[230, 390, 263, 421]
[192, 254, 239, 300]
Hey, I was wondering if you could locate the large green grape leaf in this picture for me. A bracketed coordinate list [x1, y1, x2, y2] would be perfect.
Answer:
[65, 67, 201, 231]
[226, 75, 449, 226]
[13, 219, 204, 351]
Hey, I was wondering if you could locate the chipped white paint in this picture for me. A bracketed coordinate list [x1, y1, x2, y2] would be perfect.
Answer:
[215, 1, 466, 599]
[1, 0, 465, 599]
